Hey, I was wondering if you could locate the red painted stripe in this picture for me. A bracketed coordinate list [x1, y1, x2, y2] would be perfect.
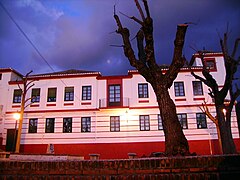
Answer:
[138, 100, 149, 103]
[175, 98, 186, 101]
[46, 104, 56, 107]
[30, 104, 40, 107]
[64, 103, 74, 106]
[81, 102, 91, 105]
[193, 97, 205, 101]
[12, 105, 21, 108]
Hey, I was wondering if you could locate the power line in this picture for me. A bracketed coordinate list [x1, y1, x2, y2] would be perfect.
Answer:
[0, 1, 55, 73]
[0, 2, 84, 103]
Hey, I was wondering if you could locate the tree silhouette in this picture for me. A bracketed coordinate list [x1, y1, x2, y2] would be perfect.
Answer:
[191, 33, 240, 154]
[113, 0, 190, 156]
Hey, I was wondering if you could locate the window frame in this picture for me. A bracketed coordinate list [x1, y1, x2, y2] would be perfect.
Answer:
[110, 116, 120, 132]
[47, 88, 57, 102]
[64, 87, 74, 101]
[139, 115, 150, 131]
[63, 117, 72, 133]
[82, 86, 92, 100]
[45, 118, 55, 133]
[81, 117, 91, 132]
[138, 83, 149, 98]
[31, 88, 40, 103]
[192, 81, 203, 96]
[177, 113, 188, 129]
[28, 118, 38, 133]
[196, 113, 207, 129]
[108, 84, 121, 106]
[174, 82, 185, 97]
[13, 89, 22, 103]
[158, 114, 163, 130]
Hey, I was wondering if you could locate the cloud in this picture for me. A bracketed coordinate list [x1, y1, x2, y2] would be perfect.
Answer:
[16, 0, 64, 20]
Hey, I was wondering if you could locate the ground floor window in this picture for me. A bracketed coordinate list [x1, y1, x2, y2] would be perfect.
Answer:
[45, 118, 55, 133]
[139, 115, 150, 131]
[81, 117, 91, 132]
[196, 113, 207, 129]
[28, 118, 38, 133]
[110, 116, 120, 132]
[63, 117, 72, 133]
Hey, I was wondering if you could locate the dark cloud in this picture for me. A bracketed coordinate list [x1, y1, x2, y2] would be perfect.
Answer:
[0, 0, 239, 76]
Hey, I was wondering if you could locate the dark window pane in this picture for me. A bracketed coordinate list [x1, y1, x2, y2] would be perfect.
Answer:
[139, 115, 150, 131]
[81, 117, 91, 132]
[31, 88, 40, 102]
[13, 89, 22, 103]
[63, 117, 72, 133]
[64, 87, 74, 101]
[45, 118, 55, 133]
[47, 88, 57, 102]
[29, 118, 38, 133]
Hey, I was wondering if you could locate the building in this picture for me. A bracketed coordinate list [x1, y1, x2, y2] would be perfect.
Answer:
[0, 52, 239, 159]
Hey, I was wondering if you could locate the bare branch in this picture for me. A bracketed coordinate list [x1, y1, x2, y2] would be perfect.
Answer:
[231, 38, 240, 58]
[134, 0, 145, 20]
[143, 0, 150, 18]
[200, 101, 218, 125]
[110, 44, 124, 48]
[136, 29, 146, 63]
[119, 11, 143, 25]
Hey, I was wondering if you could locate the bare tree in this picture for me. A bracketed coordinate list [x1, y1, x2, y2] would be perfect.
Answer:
[191, 33, 240, 154]
[114, 0, 190, 156]
[15, 70, 36, 153]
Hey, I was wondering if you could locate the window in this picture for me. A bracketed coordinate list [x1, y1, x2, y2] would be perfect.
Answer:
[82, 86, 91, 100]
[31, 88, 40, 102]
[63, 117, 72, 133]
[108, 85, 121, 106]
[177, 113, 188, 129]
[0, 74, 2, 80]
[192, 81, 203, 95]
[13, 89, 22, 103]
[196, 113, 207, 129]
[205, 59, 216, 70]
[110, 116, 120, 132]
[45, 118, 55, 133]
[158, 114, 163, 130]
[138, 83, 149, 98]
[47, 88, 57, 102]
[28, 118, 38, 133]
[64, 87, 74, 101]
[81, 117, 91, 132]
[139, 115, 150, 131]
[174, 82, 185, 96]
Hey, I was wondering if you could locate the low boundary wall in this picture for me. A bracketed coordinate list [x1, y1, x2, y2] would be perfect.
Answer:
[1, 155, 240, 179]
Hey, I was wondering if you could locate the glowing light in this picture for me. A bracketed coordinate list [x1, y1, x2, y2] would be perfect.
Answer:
[13, 113, 20, 120]
[222, 108, 226, 116]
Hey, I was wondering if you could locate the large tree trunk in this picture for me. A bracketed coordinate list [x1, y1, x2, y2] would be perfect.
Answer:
[156, 85, 189, 155]
[216, 104, 237, 154]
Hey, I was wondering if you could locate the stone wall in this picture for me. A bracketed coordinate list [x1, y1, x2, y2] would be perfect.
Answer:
[1, 155, 240, 179]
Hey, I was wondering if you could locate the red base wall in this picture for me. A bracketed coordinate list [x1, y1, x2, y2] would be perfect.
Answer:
[17, 138, 240, 159]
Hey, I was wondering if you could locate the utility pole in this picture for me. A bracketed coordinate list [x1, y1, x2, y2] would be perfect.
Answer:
[15, 71, 35, 153]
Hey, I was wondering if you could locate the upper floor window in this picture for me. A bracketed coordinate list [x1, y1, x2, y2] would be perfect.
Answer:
[196, 113, 207, 129]
[13, 89, 22, 103]
[47, 88, 57, 102]
[108, 84, 121, 106]
[205, 59, 216, 70]
[158, 114, 163, 130]
[81, 117, 91, 132]
[28, 118, 38, 133]
[64, 87, 74, 101]
[139, 115, 150, 131]
[174, 82, 185, 96]
[192, 81, 203, 96]
[31, 88, 40, 103]
[177, 113, 188, 129]
[0, 74, 2, 80]
[110, 116, 120, 132]
[82, 86, 91, 100]
[45, 118, 55, 133]
[138, 83, 149, 98]
[63, 117, 72, 133]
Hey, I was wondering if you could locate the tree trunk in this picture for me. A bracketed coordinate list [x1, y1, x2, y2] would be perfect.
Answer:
[216, 104, 237, 154]
[156, 86, 189, 155]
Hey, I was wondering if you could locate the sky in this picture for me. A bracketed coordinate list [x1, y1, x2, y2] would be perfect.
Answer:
[0, 0, 239, 76]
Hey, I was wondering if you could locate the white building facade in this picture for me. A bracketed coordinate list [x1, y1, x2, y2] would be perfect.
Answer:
[0, 52, 239, 159]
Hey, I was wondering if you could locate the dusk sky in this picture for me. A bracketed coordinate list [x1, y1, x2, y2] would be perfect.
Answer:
[0, 0, 239, 76]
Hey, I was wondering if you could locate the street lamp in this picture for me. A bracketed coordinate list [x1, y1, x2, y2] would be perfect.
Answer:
[13, 112, 20, 152]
